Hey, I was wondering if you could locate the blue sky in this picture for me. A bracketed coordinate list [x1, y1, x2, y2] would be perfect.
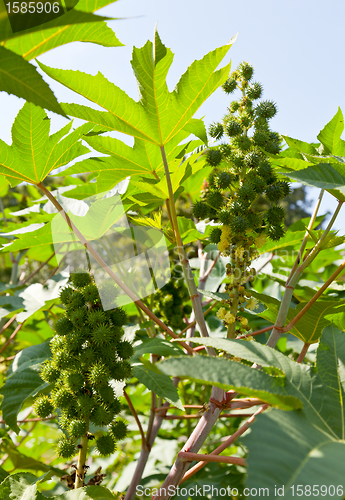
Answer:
[1, 0, 344, 227]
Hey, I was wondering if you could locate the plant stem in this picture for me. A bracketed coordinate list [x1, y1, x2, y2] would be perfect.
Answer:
[0, 321, 25, 356]
[36, 182, 195, 355]
[296, 343, 310, 363]
[180, 403, 268, 484]
[266, 198, 343, 349]
[75, 431, 89, 489]
[123, 389, 146, 449]
[159, 147, 214, 354]
[178, 452, 246, 466]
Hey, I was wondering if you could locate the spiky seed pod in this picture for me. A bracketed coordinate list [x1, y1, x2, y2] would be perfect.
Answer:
[91, 324, 113, 347]
[238, 61, 254, 81]
[238, 113, 252, 128]
[90, 405, 113, 426]
[237, 184, 256, 204]
[56, 436, 76, 458]
[247, 82, 263, 100]
[83, 284, 100, 304]
[88, 362, 110, 387]
[255, 100, 277, 119]
[240, 97, 253, 112]
[53, 350, 76, 370]
[66, 332, 86, 355]
[116, 340, 134, 360]
[80, 348, 96, 368]
[50, 335, 66, 354]
[96, 385, 115, 406]
[226, 120, 242, 137]
[253, 130, 270, 148]
[51, 387, 73, 409]
[229, 216, 248, 234]
[109, 398, 122, 415]
[76, 394, 95, 417]
[70, 272, 92, 289]
[33, 395, 54, 418]
[193, 201, 209, 220]
[67, 291, 86, 311]
[222, 78, 237, 93]
[59, 286, 75, 306]
[265, 184, 283, 203]
[216, 171, 233, 190]
[210, 227, 222, 244]
[183, 304, 192, 315]
[96, 434, 116, 456]
[233, 135, 252, 151]
[206, 149, 222, 166]
[40, 360, 60, 384]
[266, 206, 285, 225]
[65, 372, 85, 392]
[229, 100, 240, 113]
[228, 200, 247, 216]
[245, 211, 262, 231]
[278, 181, 291, 197]
[69, 308, 87, 328]
[247, 176, 267, 194]
[206, 190, 224, 210]
[110, 360, 132, 381]
[58, 410, 70, 430]
[108, 308, 127, 327]
[257, 160, 273, 180]
[218, 209, 232, 225]
[208, 122, 224, 140]
[68, 420, 87, 439]
[109, 419, 128, 441]
[267, 224, 285, 241]
[87, 309, 106, 328]
[244, 151, 262, 169]
[232, 151, 245, 170]
[53, 316, 74, 336]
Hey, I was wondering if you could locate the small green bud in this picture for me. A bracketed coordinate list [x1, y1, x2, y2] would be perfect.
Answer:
[116, 340, 134, 360]
[88, 362, 110, 387]
[229, 216, 248, 233]
[226, 119, 242, 137]
[68, 420, 87, 439]
[53, 316, 74, 336]
[255, 100, 277, 119]
[193, 201, 209, 220]
[206, 190, 224, 210]
[70, 272, 92, 288]
[267, 224, 285, 241]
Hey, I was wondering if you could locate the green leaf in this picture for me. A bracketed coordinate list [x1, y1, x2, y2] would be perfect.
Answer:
[0, 102, 92, 186]
[0, 46, 65, 117]
[0, 341, 51, 433]
[317, 107, 345, 155]
[132, 338, 184, 361]
[196, 289, 229, 302]
[282, 135, 319, 155]
[38, 30, 235, 147]
[243, 325, 345, 493]
[257, 231, 306, 256]
[159, 356, 302, 411]
[0, 473, 46, 500]
[56, 485, 120, 499]
[280, 162, 345, 200]
[131, 362, 184, 410]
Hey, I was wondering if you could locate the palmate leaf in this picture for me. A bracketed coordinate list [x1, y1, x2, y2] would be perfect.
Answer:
[243, 326, 345, 496]
[317, 107, 345, 155]
[0, 0, 122, 115]
[0, 46, 66, 116]
[0, 101, 92, 186]
[38, 29, 235, 148]
[251, 290, 345, 344]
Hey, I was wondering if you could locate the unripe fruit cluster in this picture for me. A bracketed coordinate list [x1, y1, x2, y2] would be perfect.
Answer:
[152, 267, 192, 331]
[33, 272, 132, 459]
[193, 62, 290, 335]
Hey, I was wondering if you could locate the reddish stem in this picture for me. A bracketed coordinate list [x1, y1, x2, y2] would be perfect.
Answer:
[296, 342, 310, 363]
[178, 452, 246, 466]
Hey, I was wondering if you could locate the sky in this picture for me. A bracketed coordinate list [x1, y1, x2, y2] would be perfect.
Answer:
[0, 0, 344, 229]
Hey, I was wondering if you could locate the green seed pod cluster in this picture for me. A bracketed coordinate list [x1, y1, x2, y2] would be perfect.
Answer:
[152, 267, 191, 330]
[33, 272, 131, 459]
[193, 62, 291, 336]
